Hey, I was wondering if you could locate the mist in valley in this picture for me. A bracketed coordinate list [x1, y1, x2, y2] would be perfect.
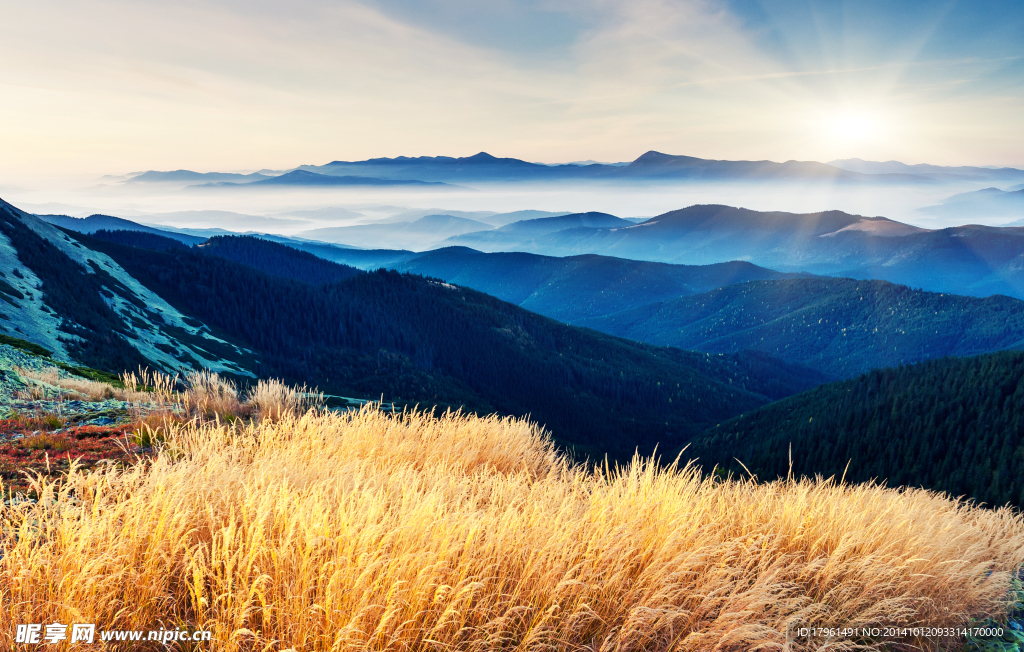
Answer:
[4, 170, 1018, 251]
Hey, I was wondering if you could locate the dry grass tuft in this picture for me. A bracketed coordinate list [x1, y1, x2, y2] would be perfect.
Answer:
[15, 366, 321, 428]
[120, 367, 178, 400]
[1, 406, 1022, 651]
[246, 378, 322, 421]
[179, 369, 243, 419]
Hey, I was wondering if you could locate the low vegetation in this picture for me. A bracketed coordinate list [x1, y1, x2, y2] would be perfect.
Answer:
[0, 333, 52, 357]
[15, 366, 318, 420]
[15, 366, 141, 402]
[1, 369, 320, 496]
[0, 420, 137, 495]
[1, 405, 1022, 651]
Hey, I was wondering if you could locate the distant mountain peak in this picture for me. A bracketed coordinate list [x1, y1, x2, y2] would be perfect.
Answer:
[126, 170, 273, 184]
[630, 151, 705, 166]
[278, 170, 320, 179]
[464, 152, 498, 162]
[632, 151, 670, 163]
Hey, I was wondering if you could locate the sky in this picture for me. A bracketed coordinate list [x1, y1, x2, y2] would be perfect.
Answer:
[1, 0, 1022, 180]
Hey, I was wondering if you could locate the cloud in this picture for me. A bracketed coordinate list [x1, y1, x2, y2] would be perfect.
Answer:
[0, 0, 1021, 179]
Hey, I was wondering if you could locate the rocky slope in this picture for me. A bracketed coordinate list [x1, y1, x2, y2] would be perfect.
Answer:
[0, 198, 256, 377]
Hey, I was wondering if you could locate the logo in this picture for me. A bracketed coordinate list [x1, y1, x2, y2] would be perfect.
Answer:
[15, 623, 209, 645]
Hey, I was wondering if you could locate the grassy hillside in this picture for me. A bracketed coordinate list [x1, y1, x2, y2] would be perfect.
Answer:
[581, 277, 1024, 378]
[689, 350, 1024, 508]
[3, 407, 1022, 651]
[74, 231, 825, 460]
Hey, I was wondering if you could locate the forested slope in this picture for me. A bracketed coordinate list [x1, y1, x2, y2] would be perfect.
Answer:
[581, 277, 1024, 377]
[689, 350, 1024, 507]
[198, 235, 362, 285]
[74, 231, 826, 460]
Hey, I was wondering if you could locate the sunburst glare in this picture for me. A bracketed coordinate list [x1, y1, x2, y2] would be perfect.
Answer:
[817, 107, 889, 149]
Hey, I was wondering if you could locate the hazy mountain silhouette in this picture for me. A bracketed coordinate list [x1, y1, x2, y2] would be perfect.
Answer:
[272, 206, 364, 220]
[298, 214, 495, 250]
[611, 151, 928, 184]
[193, 169, 452, 188]
[447, 204, 1024, 299]
[42, 212, 360, 258]
[129, 210, 309, 231]
[918, 187, 1024, 220]
[127, 170, 272, 184]
[496, 212, 630, 233]
[381, 247, 804, 322]
[450, 212, 631, 249]
[122, 153, 996, 188]
[291, 151, 934, 184]
[474, 210, 573, 227]
[38, 214, 205, 245]
[829, 158, 1024, 183]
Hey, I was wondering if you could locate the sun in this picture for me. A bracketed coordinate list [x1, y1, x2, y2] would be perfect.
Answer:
[831, 112, 875, 140]
[821, 109, 886, 146]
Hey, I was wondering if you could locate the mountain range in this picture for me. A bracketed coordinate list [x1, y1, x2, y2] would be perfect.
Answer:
[121, 151, 962, 188]
[918, 187, 1024, 221]
[193, 169, 454, 189]
[317, 246, 800, 321]
[446, 212, 634, 250]
[0, 200, 256, 375]
[443, 204, 1024, 299]
[1, 196, 827, 459]
[294, 151, 937, 185]
[8, 187, 1024, 505]
[829, 158, 1024, 183]
[107, 210, 308, 232]
[577, 277, 1024, 378]
[38, 214, 206, 245]
[42, 209, 1024, 372]
[127, 170, 273, 184]
[296, 244, 1024, 377]
[296, 212, 637, 252]
[298, 214, 494, 250]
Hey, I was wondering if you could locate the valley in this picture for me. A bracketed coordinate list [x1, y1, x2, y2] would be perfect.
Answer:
[7, 0, 1024, 646]
[8, 190, 1024, 476]
[5, 171, 1024, 650]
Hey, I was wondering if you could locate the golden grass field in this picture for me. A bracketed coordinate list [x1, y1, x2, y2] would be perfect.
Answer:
[2, 404, 1024, 651]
